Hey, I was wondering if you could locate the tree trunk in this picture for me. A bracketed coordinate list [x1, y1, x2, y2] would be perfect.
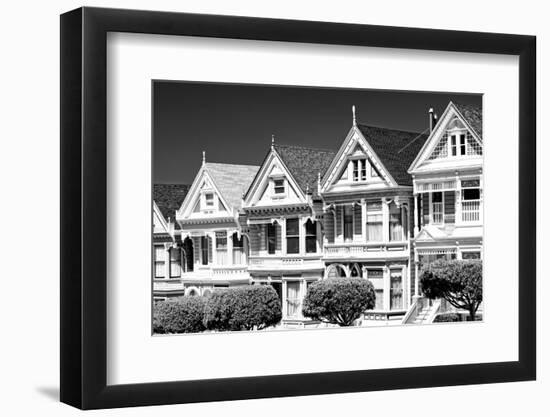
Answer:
[468, 306, 477, 321]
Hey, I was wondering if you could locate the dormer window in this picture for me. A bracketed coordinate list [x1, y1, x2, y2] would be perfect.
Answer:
[352, 159, 367, 181]
[205, 192, 214, 207]
[274, 179, 285, 194]
[450, 133, 467, 156]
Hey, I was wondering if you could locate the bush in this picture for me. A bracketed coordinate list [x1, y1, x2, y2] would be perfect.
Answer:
[421, 260, 482, 321]
[204, 285, 282, 331]
[433, 313, 462, 323]
[153, 296, 207, 334]
[302, 278, 375, 326]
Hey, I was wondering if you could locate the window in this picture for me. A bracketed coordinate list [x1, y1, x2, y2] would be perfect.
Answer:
[215, 232, 227, 265]
[305, 220, 317, 253]
[450, 132, 469, 157]
[343, 205, 353, 242]
[459, 134, 467, 155]
[366, 201, 383, 241]
[286, 281, 301, 317]
[389, 203, 403, 241]
[232, 233, 245, 264]
[390, 271, 403, 310]
[431, 192, 443, 224]
[200, 236, 209, 265]
[367, 269, 384, 310]
[266, 223, 276, 254]
[204, 192, 214, 207]
[352, 159, 368, 181]
[462, 251, 481, 260]
[169, 247, 181, 277]
[286, 219, 299, 254]
[232, 233, 243, 248]
[154, 245, 165, 278]
[274, 179, 285, 194]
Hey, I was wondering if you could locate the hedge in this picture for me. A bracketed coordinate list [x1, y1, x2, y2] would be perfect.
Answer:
[153, 296, 207, 334]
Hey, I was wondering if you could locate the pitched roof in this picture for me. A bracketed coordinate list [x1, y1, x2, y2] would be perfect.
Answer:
[274, 144, 336, 196]
[357, 125, 429, 186]
[453, 102, 482, 139]
[153, 184, 191, 227]
[204, 162, 259, 210]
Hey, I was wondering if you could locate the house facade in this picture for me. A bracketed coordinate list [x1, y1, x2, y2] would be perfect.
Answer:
[154, 101, 483, 326]
[319, 108, 428, 323]
[174, 157, 259, 296]
[241, 141, 334, 327]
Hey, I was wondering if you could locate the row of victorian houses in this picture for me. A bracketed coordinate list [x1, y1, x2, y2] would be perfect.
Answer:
[153, 101, 483, 327]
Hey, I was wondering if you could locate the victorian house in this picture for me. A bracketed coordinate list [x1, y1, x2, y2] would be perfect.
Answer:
[153, 184, 190, 300]
[241, 141, 335, 327]
[174, 157, 259, 297]
[319, 107, 429, 323]
[404, 102, 483, 323]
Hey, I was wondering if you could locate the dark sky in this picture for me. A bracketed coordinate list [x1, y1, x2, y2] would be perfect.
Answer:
[153, 81, 481, 184]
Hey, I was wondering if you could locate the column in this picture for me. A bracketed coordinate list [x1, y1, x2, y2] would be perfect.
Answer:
[333, 206, 337, 243]
[227, 230, 233, 265]
[281, 219, 287, 255]
[163, 243, 171, 279]
[361, 199, 366, 241]
[383, 266, 390, 310]
[382, 198, 389, 243]
[414, 195, 419, 236]
[414, 259, 420, 297]
[210, 232, 217, 265]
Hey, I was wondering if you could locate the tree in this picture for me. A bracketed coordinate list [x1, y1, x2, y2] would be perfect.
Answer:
[302, 278, 375, 326]
[204, 285, 282, 331]
[153, 296, 207, 334]
[420, 259, 482, 321]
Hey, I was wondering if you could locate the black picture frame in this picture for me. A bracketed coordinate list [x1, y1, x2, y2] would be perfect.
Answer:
[60, 6, 536, 410]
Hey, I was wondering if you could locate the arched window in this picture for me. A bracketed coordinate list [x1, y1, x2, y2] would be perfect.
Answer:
[350, 263, 362, 277]
[326, 264, 347, 278]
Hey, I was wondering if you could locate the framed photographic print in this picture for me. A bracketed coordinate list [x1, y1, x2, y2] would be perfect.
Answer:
[60, 6, 536, 410]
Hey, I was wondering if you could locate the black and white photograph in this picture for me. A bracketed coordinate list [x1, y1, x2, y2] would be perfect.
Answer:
[152, 82, 483, 334]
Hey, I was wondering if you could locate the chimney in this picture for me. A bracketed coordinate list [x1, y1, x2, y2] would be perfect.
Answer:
[428, 108, 434, 132]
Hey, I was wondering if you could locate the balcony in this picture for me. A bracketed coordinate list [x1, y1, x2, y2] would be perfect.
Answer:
[323, 241, 409, 260]
[248, 255, 324, 271]
[461, 200, 480, 222]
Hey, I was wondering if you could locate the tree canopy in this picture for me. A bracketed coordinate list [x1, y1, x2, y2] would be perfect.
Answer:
[420, 259, 482, 320]
[302, 278, 375, 326]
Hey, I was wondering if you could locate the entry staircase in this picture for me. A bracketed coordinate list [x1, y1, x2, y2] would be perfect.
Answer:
[402, 297, 441, 325]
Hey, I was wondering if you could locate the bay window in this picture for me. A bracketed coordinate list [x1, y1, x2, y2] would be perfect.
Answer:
[169, 247, 181, 277]
[286, 219, 299, 254]
[343, 205, 353, 242]
[366, 201, 383, 241]
[154, 245, 165, 278]
[461, 179, 481, 222]
[389, 203, 403, 241]
[266, 223, 277, 254]
[431, 192, 443, 224]
[305, 220, 317, 253]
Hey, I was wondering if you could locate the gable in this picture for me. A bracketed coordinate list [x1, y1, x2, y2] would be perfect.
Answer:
[321, 127, 397, 193]
[178, 169, 232, 219]
[244, 150, 306, 207]
[409, 102, 483, 173]
[153, 202, 170, 234]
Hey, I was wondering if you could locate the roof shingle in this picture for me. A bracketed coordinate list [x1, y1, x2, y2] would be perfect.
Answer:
[153, 184, 191, 227]
[273, 144, 336, 196]
[453, 102, 482, 139]
[204, 162, 259, 210]
[357, 125, 429, 186]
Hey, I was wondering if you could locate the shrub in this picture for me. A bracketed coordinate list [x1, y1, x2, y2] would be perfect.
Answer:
[302, 278, 375, 326]
[153, 296, 207, 334]
[421, 260, 482, 321]
[433, 313, 462, 323]
[204, 285, 282, 331]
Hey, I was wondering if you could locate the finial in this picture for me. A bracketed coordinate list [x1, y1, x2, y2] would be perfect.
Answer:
[317, 171, 321, 191]
[202, 151, 206, 166]
[271, 134, 275, 150]
[352, 105, 357, 126]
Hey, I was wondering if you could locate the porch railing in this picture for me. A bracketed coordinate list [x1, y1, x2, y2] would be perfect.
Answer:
[461, 200, 480, 222]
